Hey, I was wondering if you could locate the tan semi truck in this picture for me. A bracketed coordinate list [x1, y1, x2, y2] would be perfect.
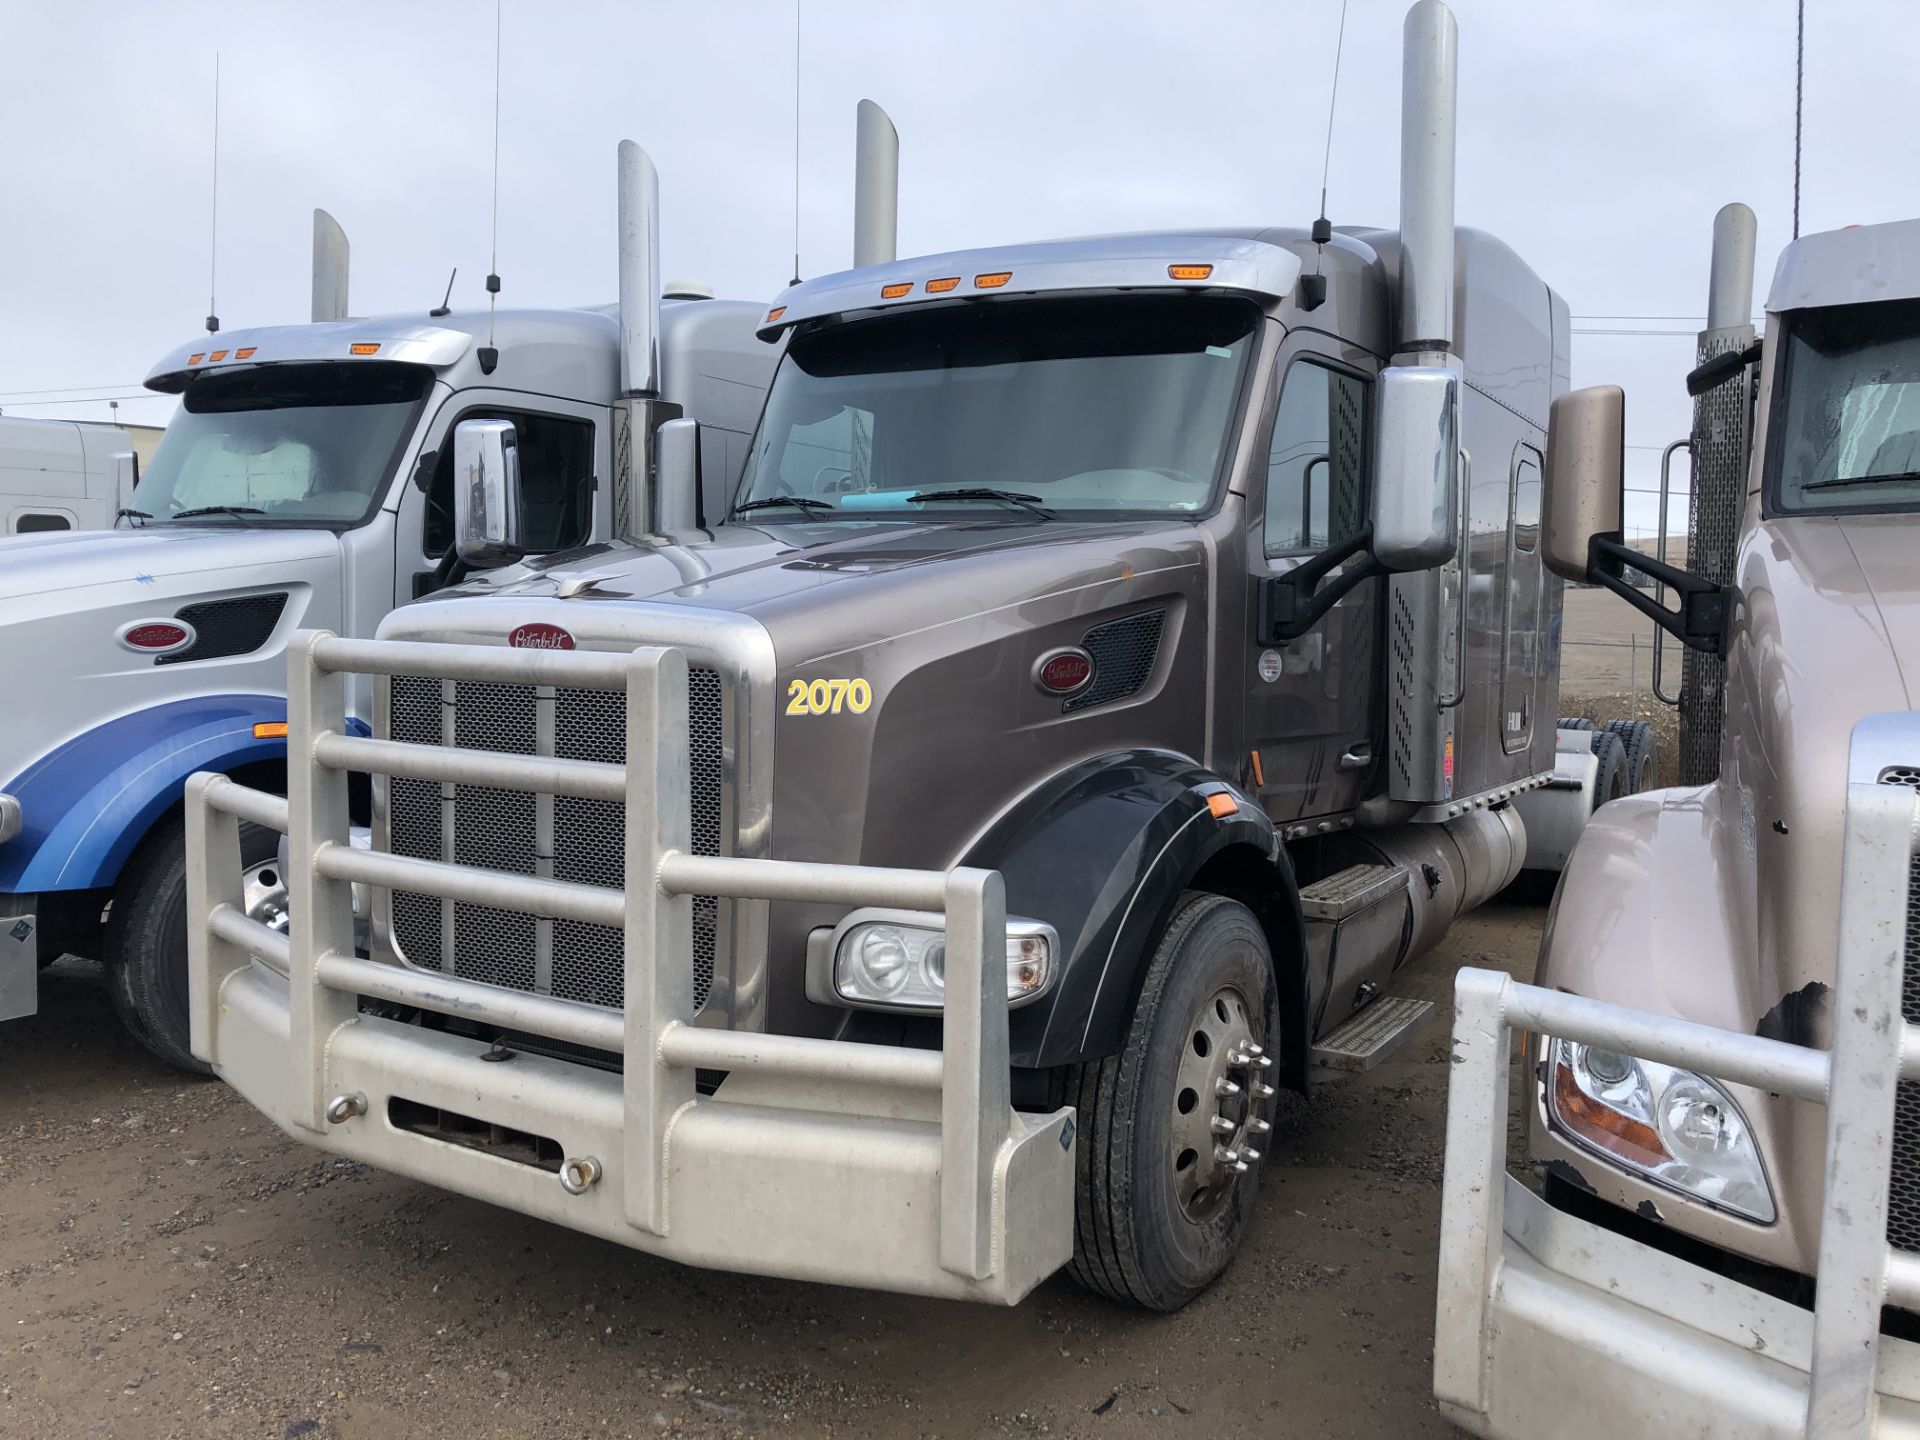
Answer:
[1436, 209, 1920, 1434]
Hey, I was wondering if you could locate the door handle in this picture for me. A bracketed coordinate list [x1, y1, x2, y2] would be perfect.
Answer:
[1337, 743, 1372, 772]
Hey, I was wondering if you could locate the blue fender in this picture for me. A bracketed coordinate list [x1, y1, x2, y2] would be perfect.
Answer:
[0, 695, 367, 893]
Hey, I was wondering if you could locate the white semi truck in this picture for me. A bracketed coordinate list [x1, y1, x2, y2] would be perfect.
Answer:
[0, 415, 155, 534]
[0, 132, 855, 1060]
[1436, 211, 1920, 1435]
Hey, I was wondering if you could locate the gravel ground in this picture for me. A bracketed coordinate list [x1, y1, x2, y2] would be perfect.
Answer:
[2, 894, 1546, 1440]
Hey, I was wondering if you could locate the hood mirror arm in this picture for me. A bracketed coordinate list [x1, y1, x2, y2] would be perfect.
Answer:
[1588, 534, 1732, 656]
[1258, 528, 1385, 644]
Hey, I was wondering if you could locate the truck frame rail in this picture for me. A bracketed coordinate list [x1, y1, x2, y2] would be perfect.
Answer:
[186, 630, 1074, 1304]
[1436, 721, 1920, 1437]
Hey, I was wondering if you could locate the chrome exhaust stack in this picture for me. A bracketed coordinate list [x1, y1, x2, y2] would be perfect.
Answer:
[853, 99, 899, 269]
[1395, 0, 1458, 361]
[311, 208, 349, 323]
[613, 140, 673, 539]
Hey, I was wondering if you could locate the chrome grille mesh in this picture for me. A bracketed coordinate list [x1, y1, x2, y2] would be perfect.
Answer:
[385, 663, 725, 1015]
[1882, 766, 1920, 1253]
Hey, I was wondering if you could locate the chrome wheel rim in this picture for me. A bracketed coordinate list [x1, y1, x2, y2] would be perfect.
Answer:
[1169, 983, 1275, 1223]
[243, 857, 289, 935]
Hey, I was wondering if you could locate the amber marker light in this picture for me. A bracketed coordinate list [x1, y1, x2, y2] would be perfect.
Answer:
[252, 721, 290, 739]
[349, 342, 381, 356]
[234, 346, 257, 359]
[208, 349, 229, 362]
[765, 306, 786, 323]
[187, 354, 205, 365]
[1206, 792, 1239, 819]
[924, 277, 961, 293]
[974, 272, 1012, 289]
[880, 283, 913, 299]
[1551, 1057, 1666, 1169]
[1169, 264, 1214, 280]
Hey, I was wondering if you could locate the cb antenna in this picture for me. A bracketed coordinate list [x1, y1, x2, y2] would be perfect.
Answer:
[206, 53, 222, 333]
[431, 267, 458, 318]
[480, 0, 503, 373]
[1300, 0, 1350, 312]
[790, 0, 803, 286]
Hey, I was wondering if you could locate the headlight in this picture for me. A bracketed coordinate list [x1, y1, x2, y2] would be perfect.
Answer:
[828, 910, 1055, 1011]
[1547, 1039, 1776, 1223]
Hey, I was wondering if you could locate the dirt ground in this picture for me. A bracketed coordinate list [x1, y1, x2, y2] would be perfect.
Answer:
[1, 893, 1548, 1440]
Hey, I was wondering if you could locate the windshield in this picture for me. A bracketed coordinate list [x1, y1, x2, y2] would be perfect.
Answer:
[1771, 297, 1920, 515]
[131, 362, 432, 527]
[733, 295, 1260, 521]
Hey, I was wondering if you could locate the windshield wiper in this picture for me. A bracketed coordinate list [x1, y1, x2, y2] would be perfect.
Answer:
[733, 495, 833, 516]
[168, 504, 268, 520]
[1804, 469, 1920, 492]
[905, 487, 1055, 519]
[116, 508, 152, 525]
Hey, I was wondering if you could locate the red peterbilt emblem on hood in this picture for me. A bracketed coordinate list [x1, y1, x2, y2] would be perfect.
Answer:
[508, 622, 575, 650]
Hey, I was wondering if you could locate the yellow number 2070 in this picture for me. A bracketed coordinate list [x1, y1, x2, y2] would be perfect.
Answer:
[786, 677, 873, 716]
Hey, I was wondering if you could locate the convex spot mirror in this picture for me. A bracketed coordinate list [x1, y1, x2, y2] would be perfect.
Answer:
[453, 417, 524, 567]
[1371, 365, 1460, 572]
[1542, 385, 1625, 583]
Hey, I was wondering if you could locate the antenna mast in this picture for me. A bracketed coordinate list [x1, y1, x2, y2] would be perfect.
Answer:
[1300, 0, 1350, 310]
[206, 54, 221, 334]
[791, 0, 803, 285]
[481, 0, 503, 371]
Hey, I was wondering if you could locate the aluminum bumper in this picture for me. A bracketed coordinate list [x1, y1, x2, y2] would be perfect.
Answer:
[187, 631, 1076, 1305]
[1446, 1178, 1920, 1439]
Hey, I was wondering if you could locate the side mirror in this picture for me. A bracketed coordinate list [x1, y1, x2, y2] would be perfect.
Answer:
[1542, 385, 1624, 583]
[1544, 383, 1733, 656]
[1371, 365, 1459, 572]
[655, 417, 703, 530]
[110, 450, 139, 516]
[453, 418, 523, 567]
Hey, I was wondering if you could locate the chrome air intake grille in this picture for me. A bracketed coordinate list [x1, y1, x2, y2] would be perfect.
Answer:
[1881, 765, 1920, 1253]
[384, 667, 725, 1015]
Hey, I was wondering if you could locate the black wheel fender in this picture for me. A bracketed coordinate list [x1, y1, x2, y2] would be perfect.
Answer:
[961, 749, 1306, 1086]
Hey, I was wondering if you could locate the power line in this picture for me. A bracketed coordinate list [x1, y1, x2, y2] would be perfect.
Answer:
[0, 382, 144, 399]
[0, 394, 159, 409]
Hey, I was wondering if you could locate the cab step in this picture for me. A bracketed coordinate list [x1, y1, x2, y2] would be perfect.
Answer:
[1309, 993, 1435, 1078]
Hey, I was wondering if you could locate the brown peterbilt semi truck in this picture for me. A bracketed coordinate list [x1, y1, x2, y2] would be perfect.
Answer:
[183, 2, 1588, 1310]
[1437, 208, 1920, 1433]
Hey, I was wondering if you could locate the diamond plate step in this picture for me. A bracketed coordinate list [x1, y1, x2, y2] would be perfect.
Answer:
[1309, 994, 1435, 1075]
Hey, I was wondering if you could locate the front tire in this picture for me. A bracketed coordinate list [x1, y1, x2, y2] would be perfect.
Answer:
[105, 818, 277, 1073]
[1066, 891, 1280, 1311]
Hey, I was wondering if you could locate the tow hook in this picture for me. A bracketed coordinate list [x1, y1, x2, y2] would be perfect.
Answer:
[559, 1156, 603, 1195]
[326, 1093, 368, 1125]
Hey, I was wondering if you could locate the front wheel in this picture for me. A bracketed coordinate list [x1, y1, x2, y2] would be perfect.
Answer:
[105, 817, 280, 1073]
[1065, 891, 1281, 1311]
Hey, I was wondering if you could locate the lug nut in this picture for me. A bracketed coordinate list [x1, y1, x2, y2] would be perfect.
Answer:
[1249, 1054, 1275, 1071]
[1210, 1116, 1237, 1137]
[1249, 1118, 1273, 1136]
[325, 1093, 366, 1125]
[1245, 1042, 1265, 1057]
[1241, 1146, 1263, 1163]
[1216, 1078, 1241, 1099]
[1213, 1144, 1241, 1165]
[1254, 1082, 1277, 1100]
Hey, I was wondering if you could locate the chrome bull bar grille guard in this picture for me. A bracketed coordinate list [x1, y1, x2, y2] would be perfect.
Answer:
[184, 629, 1074, 1303]
[1436, 716, 1920, 1437]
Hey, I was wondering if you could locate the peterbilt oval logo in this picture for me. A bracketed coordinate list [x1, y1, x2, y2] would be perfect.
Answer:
[1034, 647, 1095, 696]
[508, 622, 575, 650]
[118, 619, 196, 655]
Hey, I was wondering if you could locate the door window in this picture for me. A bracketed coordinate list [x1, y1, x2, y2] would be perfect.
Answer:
[16, 512, 72, 533]
[425, 410, 596, 557]
[1263, 361, 1370, 556]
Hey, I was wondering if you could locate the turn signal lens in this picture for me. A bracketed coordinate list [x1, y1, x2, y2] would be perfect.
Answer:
[925, 277, 961, 293]
[1207, 792, 1239, 818]
[880, 283, 912, 299]
[234, 346, 257, 359]
[349, 342, 381, 356]
[974, 271, 1012, 289]
[252, 721, 290, 739]
[765, 306, 786, 323]
[1168, 263, 1214, 280]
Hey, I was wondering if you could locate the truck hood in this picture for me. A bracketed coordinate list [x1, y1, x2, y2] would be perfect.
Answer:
[1831, 514, 1920, 697]
[0, 525, 340, 603]
[448, 518, 1196, 656]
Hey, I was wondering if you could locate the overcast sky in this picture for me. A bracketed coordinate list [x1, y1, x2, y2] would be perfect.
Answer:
[3, 0, 1916, 535]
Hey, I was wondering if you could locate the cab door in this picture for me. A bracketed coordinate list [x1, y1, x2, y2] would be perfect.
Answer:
[1243, 339, 1381, 823]
[391, 392, 610, 608]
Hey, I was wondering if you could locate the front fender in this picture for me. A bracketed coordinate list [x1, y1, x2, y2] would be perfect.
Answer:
[0, 694, 313, 892]
[962, 749, 1285, 1070]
